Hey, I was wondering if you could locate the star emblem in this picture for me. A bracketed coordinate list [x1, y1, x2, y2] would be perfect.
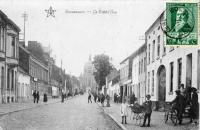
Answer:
[45, 6, 56, 18]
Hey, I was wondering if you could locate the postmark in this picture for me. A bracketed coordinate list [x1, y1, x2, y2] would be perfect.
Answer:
[162, 2, 198, 45]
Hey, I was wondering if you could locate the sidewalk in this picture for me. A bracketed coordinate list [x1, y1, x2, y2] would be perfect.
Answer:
[0, 97, 65, 116]
[97, 101, 199, 130]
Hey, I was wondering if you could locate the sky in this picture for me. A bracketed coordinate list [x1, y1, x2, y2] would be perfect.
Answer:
[0, 0, 165, 77]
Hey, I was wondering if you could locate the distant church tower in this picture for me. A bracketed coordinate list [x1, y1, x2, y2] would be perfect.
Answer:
[81, 55, 98, 92]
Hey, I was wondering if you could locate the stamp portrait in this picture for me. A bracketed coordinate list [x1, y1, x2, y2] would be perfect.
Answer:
[165, 3, 198, 45]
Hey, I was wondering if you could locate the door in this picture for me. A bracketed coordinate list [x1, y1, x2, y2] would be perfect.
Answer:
[157, 65, 166, 109]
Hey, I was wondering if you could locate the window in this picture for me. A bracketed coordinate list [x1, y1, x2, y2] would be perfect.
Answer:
[148, 72, 150, 94]
[138, 61, 141, 74]
[163, 45, 166, 55]
[144, 57, 146, 72]
[1, 67, 4, 91]
[157, 35, 160, 58]
[11, 36, 15, 57]
[177, 58, 182, 87]
[7, 69, 10, 90]
[148, 44, 151, 64]
[152, 70, 154, 96]
[0, 27, 1, 51]
[157, 35, 160, 43]
[0, 26, 4, 51]
[170, 62, 174, 93]
[7, 97, 10, 103]
[11, 70, 14, 91]
[141, 59, 143, 73]
[152, 40, 155, 62]
[158, 26, 160, 30]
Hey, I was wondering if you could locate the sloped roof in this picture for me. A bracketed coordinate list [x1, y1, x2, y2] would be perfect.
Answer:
[0, 10, 21, 32]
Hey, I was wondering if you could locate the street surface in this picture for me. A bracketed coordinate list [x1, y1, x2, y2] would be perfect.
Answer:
[101, 101, 199, 130]
[0, 95, 121, 130]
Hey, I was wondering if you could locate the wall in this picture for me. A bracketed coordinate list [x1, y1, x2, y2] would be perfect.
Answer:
[17, 71, 31, 102]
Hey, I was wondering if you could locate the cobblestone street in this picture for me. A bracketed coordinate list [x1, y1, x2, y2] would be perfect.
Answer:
[0, 95, 121, 130]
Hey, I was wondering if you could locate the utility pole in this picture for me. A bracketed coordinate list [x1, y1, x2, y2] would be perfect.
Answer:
[22, 12, 28, 43]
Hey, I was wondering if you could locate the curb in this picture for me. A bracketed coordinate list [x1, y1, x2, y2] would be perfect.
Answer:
[0, 97, 73, 116]
[96, 102, 127, 130]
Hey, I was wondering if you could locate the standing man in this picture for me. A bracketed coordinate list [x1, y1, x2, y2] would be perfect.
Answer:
[61, 91, 64, 103]
[171, 89, 185, 125]
[88, 91, 92, 103]
[33, 90, 37, 103]
[36, 91, 40, 103]
[141, 94, 152, 127]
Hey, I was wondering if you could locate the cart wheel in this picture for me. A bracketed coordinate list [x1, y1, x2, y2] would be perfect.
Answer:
[135, 114, 143, 126]
[135, 114, 141, 125]
[171, 110, 178, 125]
[164, 111, 169, 123]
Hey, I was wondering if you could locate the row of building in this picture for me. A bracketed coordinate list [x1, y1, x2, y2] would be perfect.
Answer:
[0, 10, 70, 103]
[106, 11, 200, 110]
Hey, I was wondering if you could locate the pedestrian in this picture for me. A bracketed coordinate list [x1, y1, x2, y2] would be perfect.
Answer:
[106, 94, 110, 107]
[94, 93, 97, 103]
[130, 93, 136, 105]
[88, 92, 92, 103]
[190, 87, 198, 124]
[171, 89, 185, 125]
[120, 98, 128, 124]
[43, 93, 48, 103]
[141, 94, 152, 127]
[101, 93, 105, 107]
[61, 92, 64, 103]
[33, 90, 37, 103]
[180, 84, 186, 97]
[36, 91, 40, 103]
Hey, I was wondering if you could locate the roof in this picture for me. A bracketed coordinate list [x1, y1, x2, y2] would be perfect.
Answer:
[145, 10, 164, 35]
[120, 43, 146, 64]
[19, 44, 30, 54]
[18, 67, 30, 76]
[0, 10, 21, 32]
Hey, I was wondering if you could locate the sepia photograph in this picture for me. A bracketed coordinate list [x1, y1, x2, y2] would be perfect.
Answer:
[0, 0, 199, 130]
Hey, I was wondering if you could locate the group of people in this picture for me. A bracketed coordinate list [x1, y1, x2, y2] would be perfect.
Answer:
[88, 92, 111, 107]
[33, 90, 48, 103]
[114, 93, 121, 103]
[120, 94, 152, 127]
[120, 85, 199, 127]
[33, 90, 40, 103]
[171, 84, 198, 125]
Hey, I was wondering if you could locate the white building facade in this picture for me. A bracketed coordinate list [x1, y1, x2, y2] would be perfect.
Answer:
[131, 44, 147, 105]
[17, 68, 31, 102]
[146, 12, 200, 110]
[106, 70, 120, 100]
[0, 10, 20, 103]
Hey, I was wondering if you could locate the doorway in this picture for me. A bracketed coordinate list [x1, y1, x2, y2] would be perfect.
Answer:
[157, 65, 166, 109]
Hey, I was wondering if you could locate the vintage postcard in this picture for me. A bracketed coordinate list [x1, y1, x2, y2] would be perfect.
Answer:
[0, 0, 199, 130]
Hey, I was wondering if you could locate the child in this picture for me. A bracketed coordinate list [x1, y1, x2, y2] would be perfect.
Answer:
[141, 94, 152, 127]
[120, 98, 128, 124]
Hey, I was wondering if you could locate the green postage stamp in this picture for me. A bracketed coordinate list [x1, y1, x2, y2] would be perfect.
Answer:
[166, 2, 198, 45]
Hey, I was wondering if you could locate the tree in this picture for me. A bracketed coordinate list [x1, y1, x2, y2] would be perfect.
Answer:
[27, 41, 47, 65]
[92, 54, 114, 91]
